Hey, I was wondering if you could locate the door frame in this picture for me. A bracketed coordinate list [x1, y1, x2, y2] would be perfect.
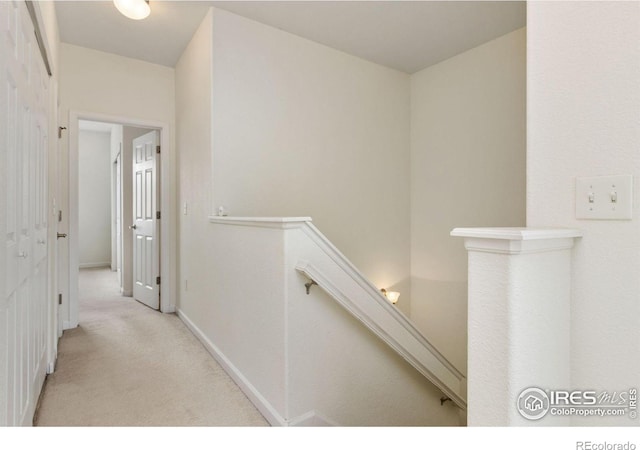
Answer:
[67, 110, 175, 327]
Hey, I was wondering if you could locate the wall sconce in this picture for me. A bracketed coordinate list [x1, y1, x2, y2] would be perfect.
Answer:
[114, 0, 151, 20]
[380, 288, 400, 305]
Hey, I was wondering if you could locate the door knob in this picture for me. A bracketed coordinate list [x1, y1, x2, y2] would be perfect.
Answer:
[57, 233, 67, 239]
[129, 224, 137, 230]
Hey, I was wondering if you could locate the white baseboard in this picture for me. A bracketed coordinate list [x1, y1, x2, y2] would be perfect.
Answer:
[62, 320, 77, 330]
[177, 309, 286, 426]
[287, 410, 337, 427]
[79, 262, 110, 269]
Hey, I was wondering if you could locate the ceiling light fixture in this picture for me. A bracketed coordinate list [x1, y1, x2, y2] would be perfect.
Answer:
[113, 0, 150, 20]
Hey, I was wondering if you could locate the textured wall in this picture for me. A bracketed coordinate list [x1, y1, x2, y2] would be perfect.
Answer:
[175, 8, 213, 315]
[527, 1, 640, 426]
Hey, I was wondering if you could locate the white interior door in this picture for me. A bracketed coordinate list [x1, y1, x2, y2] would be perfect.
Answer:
[1, 0, 50, 426]
[132, 131, 160, 310]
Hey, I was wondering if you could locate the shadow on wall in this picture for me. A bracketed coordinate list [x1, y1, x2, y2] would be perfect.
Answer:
[410, 277, 468, 375]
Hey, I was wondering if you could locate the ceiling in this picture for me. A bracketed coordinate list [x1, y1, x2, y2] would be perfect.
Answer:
[55, 1, 525, 74]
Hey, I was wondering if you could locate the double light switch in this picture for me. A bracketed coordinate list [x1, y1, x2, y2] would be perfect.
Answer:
[576, 175, 633, 220]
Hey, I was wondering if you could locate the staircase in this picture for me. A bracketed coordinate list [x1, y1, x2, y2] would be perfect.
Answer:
[177, 216, 466, 426]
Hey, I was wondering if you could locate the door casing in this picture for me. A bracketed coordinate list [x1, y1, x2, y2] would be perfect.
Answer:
[65, 111, 175, 329]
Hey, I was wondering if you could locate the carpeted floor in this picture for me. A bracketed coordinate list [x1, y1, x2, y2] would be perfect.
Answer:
[34, 268, 269, 426]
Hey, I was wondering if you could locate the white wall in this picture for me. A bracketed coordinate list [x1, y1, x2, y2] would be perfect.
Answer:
[210, 8, 412, 302]
[527, 1, 640, 426]
[410, 28, 526, 374]
[78, 130, 112, 267]
[175, 8, 460, 424]
[177, 6, 526, 396]
[177, 219, 461, 426]
[58, 43, 175, 324]
[175, 8, 213, 312]
[59, 44, 175, 122]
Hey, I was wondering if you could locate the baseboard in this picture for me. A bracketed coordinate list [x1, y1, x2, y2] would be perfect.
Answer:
[287, 410, 337, 427]
[47, 358, 56, 374]
[63, 320, 78, 330]
[177, 309, 285, 426]
[79, 262, 110, 269]
[458, 406, 468, 426]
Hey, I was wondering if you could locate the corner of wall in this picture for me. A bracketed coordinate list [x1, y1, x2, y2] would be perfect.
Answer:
[408, 28, 527, 376]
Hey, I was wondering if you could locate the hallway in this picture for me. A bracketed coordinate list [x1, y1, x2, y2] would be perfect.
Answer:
[35, 268, 268, 426]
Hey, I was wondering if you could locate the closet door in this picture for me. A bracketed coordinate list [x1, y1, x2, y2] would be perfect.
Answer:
[1, 0, 50, 426]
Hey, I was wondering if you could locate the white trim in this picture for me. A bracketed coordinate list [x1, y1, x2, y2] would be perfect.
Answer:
[301, 222, 466, 382]
[67, 110, 175, 331]
[208, 216, 467, 410]
[287, 410, 338, 427]
[451, 228, 582, 255]
[79, 262, 111, 269]
[460, 237, 578, 255]
[450, 227, 582, 241]
[177, 309, 283, 426]
[295, 260, 467, 410]
[209, 216, 312, 229]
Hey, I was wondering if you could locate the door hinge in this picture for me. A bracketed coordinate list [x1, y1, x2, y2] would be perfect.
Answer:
[156, 276, 161, 285]
[156, 145, 161, 154]
[156, 211, 161, 220]
[58, 294, 62, 305]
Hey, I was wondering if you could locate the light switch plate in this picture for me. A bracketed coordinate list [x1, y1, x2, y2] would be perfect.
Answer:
[576, 175, 633, 220]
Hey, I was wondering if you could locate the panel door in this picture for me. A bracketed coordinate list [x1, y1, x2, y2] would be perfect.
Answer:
[1, 0, 50, 426]
[132, 131, 159, 310]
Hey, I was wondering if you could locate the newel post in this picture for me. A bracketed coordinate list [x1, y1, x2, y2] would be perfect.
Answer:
[451, 228, 582, 426]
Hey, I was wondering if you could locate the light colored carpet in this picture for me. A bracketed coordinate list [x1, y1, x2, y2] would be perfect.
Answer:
[34, 268, 269, 426]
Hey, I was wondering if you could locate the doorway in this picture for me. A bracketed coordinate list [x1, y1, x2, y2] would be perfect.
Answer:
[77, 121, 160, 313]
[62, 111, 174, 331]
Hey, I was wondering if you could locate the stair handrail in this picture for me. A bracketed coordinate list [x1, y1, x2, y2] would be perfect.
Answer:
[297, 222, 467, 410]
[208, 216, 467, 409]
